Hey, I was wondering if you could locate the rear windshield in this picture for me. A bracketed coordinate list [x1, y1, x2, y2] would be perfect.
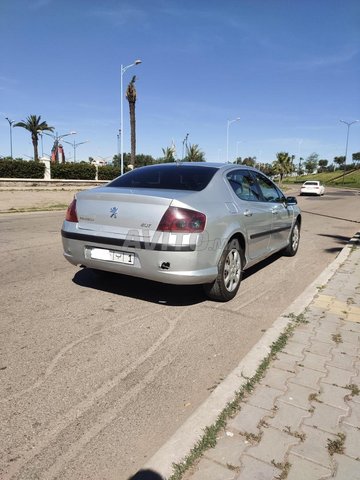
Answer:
[107, 164, 218, 191]
[304, 181, 319, 185]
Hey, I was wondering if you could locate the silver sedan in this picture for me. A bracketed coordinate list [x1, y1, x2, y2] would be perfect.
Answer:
[61, 163, 301, 301]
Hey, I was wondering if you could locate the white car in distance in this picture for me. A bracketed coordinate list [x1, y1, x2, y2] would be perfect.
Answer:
[300, 180, 325, 196]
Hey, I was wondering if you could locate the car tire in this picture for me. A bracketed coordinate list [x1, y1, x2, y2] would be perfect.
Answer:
[284, 220, 300, 257]
[203, 238, 243, 302]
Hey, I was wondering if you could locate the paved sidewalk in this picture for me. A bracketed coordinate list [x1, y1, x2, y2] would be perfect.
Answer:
[182, 240, 360, 480]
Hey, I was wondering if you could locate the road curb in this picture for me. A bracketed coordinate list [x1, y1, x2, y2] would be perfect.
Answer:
[143, 240, 354, 479]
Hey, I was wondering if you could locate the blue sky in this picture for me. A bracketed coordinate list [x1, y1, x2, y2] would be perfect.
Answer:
[0, 0, 359, 165]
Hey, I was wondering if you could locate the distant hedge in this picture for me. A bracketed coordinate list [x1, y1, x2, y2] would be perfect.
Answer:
[0, 159, 45, 178]
[98, 166, 121, 181]
[0, 159, 123, 181]
[51, 163, 96, 180]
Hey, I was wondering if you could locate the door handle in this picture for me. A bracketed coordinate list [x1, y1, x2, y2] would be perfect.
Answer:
[271, 207, 279, 215]
[244, 209, 253, 217]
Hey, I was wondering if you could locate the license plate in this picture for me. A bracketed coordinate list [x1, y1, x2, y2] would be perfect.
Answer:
[89, 248, 134, 265]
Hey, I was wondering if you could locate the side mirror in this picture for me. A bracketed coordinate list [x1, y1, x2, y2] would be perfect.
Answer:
[286, 196, 297, 205]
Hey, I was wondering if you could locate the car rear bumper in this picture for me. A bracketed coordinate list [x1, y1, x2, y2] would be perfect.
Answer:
[300, 189, 323, 195]
[61, 230, 218, 285]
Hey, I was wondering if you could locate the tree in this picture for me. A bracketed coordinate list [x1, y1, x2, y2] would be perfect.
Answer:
[272, 152, 294, 183]
[261, 163, 275, 177]
[241, 157, 256, 167]
[161, 147, 175, 162]
[14, 115, 54, 161]
[126, 75, 138, 167]
[304, 152, 319, 174]
[184, 143, 205, 162]
[333, 156, 345, 169]
[352, 152, 360, 168]
[318, 159, 328, 172]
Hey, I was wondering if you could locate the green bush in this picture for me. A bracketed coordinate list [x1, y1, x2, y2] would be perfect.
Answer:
[0, 159, 45, 178]
[51, 163, 96, 180]
[98, 165, 121, 181]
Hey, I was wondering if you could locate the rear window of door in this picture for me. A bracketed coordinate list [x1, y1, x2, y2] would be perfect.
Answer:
[251, 172, 285, 203]
[226, 170, 262, 201]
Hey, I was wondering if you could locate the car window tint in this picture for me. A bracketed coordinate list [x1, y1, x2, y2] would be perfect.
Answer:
[252, 172, 284, 202]
[226, 170, 261, 201]
[107, 165, 218, 191]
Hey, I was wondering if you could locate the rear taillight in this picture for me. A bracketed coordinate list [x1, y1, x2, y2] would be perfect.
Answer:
[65, 198, 78, 222]
[157, 207, 206, 233]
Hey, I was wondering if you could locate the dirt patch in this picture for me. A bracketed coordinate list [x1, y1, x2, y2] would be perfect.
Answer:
[0, 188, 89, 213]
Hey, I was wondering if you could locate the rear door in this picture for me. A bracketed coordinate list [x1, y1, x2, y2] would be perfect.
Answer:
[226, 170, 272, 260]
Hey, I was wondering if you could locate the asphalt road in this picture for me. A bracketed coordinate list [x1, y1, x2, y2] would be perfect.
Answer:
[0, 187, 359, 480]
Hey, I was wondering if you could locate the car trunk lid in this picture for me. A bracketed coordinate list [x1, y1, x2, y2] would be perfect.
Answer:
[75, 187, 192, 239]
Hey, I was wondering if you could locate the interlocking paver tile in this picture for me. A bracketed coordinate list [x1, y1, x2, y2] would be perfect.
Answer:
[337, 329, 360, 345]
[183, 458, 237, 480]
[312, 330, 335, 345]
[235, 455, 280, 480]
[306, 340, 333, 357]
[289, 366, 325, 390]
[304, 403, 348, 434]
[327, 352, 356, 371]
[332, 342, 359, 357]
[301, 352, 328, 372]
[340, 322, 360, 333]
[268, 402, 311, 430]
[286, 454, 332, 480]
[318, 383, 349, 410]
[319, 313, 344, 325]
[322, 365, 357, 387]
[205, 431, 247, 467]
[332, 454, 360, 480]
[278, 382, 315, 410]
[260, 366, 295, 391]
[245, 426, 298, 464]
[290, 330, 313, 345]
[246, 385, 283, 411]
[289, 425, 335, 468]
[340, 423, 360, 460]
[272, 352, 301, 372]
[281, 340, 306, 358]
[228, 403, 269, 435]
[343, 400, 360, 428]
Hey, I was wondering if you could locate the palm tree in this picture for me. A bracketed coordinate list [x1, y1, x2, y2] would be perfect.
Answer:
[14, 115, 54, 161]
[161, 147, 175, 162]
[272, 152, 294, 183]
[184, 143, 205, 162]
[126, 75, 138, 167]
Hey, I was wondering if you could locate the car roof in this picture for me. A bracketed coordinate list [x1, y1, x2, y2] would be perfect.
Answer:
[133, 162, 259, 172]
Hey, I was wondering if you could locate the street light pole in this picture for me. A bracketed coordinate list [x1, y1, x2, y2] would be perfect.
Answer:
[226, 117, 240, 163]
[182, 133, 189, 160]
[63, 139, 89, 162]
[120, 59, 142, 176]
[44, 131, 76, 163]
[5, 117, 15, 158]
[340, 119, 359, 184]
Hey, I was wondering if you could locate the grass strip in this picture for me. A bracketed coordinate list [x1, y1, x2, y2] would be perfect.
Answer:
[0, 204, 68, 214]
[168, 313, 307, 480]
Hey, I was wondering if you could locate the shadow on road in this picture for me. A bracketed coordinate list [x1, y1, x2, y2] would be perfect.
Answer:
[72, 267, 206, 306]
[72, 251, 286, 305]
[318, 233, 352, 253]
